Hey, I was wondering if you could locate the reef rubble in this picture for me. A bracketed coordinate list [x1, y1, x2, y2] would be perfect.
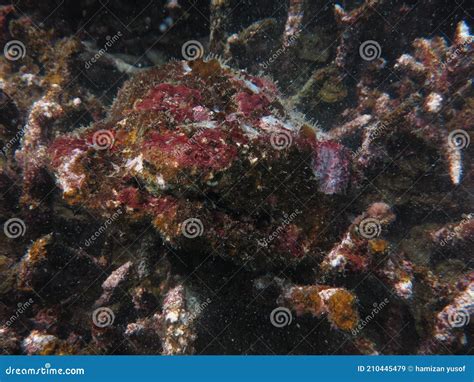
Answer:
[0, 1, 472, 355]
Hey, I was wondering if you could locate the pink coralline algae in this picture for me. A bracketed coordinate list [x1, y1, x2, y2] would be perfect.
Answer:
[322, 202, 395, 273]
[1, 2, 473, 356]
[47, 59, 350, 267]
[134, 83, 209, 123]
[312, 140, 350, 195]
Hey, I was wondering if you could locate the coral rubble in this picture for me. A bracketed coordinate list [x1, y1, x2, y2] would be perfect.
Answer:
[0, 1, 472, 356]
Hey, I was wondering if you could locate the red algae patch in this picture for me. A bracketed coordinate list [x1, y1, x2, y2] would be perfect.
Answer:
[47, 59, 351, 267]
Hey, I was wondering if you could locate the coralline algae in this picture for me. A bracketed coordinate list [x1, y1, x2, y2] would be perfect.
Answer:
[48, 59, 350, 267]
[0, 1, 472, 356]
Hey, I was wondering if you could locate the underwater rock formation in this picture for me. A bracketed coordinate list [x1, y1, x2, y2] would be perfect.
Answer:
[47, 58, 351, 269]
[0, 1, 472, 356]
